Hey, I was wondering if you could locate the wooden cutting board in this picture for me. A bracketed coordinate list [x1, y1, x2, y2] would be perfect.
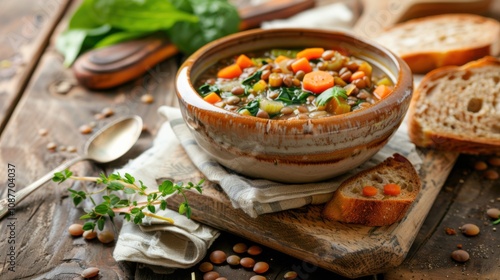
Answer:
[167, 149, 458, 278]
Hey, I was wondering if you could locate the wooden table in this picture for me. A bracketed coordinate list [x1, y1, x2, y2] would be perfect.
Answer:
[1, 0, 499, 279]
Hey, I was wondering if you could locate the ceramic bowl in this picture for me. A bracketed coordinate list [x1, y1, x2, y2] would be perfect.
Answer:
[175, 28, 413, 183]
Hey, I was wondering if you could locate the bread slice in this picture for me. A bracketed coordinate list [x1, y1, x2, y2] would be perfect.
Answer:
[408, 56, 500, 154]
[375, 14, 500, 74]
[322, 153, 421, 227]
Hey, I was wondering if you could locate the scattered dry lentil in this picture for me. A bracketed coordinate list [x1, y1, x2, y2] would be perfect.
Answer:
[101, 107, 114, 117]
[226, 255, 240, 266]
[460, 223, 480, 236]
[249, 276, 266, 280]
[209, 250, 227, 264]
[67, 146, 77, 153]
[232, 243, 247, 254]
[486, 208, 500, 219]
[81, 267, 100, 278]
[82, 230, 97, 240]
[240, 257, 255, 268]
[484, 169, 499, 180]
[487, 157, 500, 166]
[247, 245, 263, 256]
[68, 224, 84, 237]
[38, 128, 48, 136]
[79, 124, 93, 134]
[284, 271, 298, 280]
[97, 230, 115, 244]
[474, 161, 488, 171]
[199, 262, 213, 273]
[451, 249, 469, 262]
[253, 261, 269, 274]
[203, 271, 220, 280]
[141, 93, 154, 104]
[46, 142, 57, 151]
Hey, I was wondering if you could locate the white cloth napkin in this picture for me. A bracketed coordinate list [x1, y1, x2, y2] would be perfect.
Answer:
[112, 112, 219, 272]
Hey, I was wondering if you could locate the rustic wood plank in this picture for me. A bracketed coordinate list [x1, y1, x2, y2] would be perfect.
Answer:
[385, 154, 500, 279]
[0, 0, 70, 132]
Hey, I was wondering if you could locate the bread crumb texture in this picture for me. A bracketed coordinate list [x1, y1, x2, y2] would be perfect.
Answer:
[412, 57, 500, 141]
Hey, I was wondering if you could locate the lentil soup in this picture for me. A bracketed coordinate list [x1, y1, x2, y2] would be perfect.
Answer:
[195, 48, 394, 120]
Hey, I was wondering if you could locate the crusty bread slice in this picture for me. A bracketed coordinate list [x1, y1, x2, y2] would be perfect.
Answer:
[322, 153, 421, 227]
[408, 56, 500, 154]
[375, 14, 500, 73]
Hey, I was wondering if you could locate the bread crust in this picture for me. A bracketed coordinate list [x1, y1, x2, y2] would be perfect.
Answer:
[322, 154, 421, 227]
[407, 56, 500, 154]
[376, 14, 500, 73]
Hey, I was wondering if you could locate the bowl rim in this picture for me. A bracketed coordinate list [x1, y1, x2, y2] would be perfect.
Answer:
[175, 28, 413, 128]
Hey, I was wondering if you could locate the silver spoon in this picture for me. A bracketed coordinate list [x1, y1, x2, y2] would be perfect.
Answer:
[0, 115, 143, 219]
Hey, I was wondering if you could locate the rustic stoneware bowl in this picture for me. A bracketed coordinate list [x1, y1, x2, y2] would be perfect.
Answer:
[175, 28, 413, 183]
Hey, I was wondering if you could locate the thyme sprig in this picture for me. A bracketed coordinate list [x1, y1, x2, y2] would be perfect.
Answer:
[53, 169, 203, 231]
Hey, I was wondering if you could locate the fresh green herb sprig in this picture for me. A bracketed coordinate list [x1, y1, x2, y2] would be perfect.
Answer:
[53, 169, 203, 232]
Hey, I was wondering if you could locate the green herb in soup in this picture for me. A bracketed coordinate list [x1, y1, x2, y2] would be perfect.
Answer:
[196, 48, 394, 120]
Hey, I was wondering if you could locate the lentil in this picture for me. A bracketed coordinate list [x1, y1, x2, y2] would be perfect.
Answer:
[484, 169, 499, 180]
[240, 257, 255, 268]
[68, 224, 84, 237]
[199, 262, 213, 273]
[249, 276, 266, 280]
[209, 250, 227, 264]
[253, 261, 269, 274]
[203, 271, 220, 280]
[141, 93, 154, 104]
[284, 271, 298, 279]
[451, 249, 470, 262]
[247, 245, 263, 256]
[38, 128, 48, 136]
[79, 124, 93, 134]
[474, 161, 488, 171]
[486, 208, 500, 219]
[488, 157, 500, 166]
[97, 230, 115, 244]
[81, 267, 100, 278]
[233, 243, 247, 253]
[226, 255, 240, 266]
[83, 230, 97, 240]
[460, 223, 480, 236]
[46, 142, 57, 151]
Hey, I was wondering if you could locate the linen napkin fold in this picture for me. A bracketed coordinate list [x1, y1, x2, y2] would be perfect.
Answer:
[112, 113, 219, 273]
[160, 106, 423, 218]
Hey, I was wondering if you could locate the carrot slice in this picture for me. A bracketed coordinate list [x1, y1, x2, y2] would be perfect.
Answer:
[291, 57, 312, 73]
[274, 55, 289, 64]
[383, 183, 401, 196]
[362, 186, 378, 197]
[373, 84, 393, 99]
[217, 64, 242, 79]
[203, 92, 222, 104]
[296, 48, 325, 60]
[302, 71, 334, 94]
[236, 54, 254, 69]
[350, 70, 366, 81]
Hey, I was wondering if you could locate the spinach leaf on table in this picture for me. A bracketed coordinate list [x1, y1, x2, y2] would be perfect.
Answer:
[56, 0, 240, 66]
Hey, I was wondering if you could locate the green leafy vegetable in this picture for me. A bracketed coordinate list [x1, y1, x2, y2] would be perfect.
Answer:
[275, 87, 311, 105]
[315, 86, 348, 107]
[238, 99, 260, 116]
[56, 0, 240, 66]
[53, 169, 203, 231]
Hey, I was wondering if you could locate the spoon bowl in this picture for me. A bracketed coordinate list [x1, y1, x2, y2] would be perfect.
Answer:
[0, 115, 143, 219]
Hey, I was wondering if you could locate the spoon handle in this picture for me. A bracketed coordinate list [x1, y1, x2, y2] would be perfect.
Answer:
[0, 156, 86, 220]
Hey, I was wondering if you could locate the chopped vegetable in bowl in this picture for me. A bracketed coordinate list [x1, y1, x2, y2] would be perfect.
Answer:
[195, 48, 394, 120]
